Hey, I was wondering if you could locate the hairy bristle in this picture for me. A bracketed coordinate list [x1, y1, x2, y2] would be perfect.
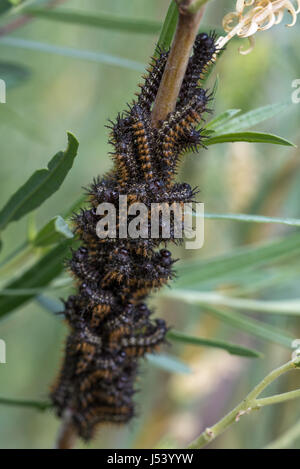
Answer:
[51, 32, 218, 441]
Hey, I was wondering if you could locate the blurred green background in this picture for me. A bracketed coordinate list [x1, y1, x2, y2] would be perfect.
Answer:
[0, 0, 300, 449]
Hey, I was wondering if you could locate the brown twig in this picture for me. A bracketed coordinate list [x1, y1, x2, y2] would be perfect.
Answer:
[55, 409, 78, 450]
[151, 0, 205, 127]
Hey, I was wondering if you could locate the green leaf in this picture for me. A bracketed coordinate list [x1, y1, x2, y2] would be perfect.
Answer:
[0, 397, 51, 411]
[213, 102, 291, 135]
[0, 240, 74, 319]
[211, 75, 219, 98]
[176, 232, 300, 289]
[203, 212, 300, 227]
[205, 109, 241, 131]
[167, 330, 262, 358]
[203, 305, 295, 349]
[0, 62, 30, 89]
[0, 0, 15, 15]
[33, 215, 74, 247]
[36, 295, 63, 314]
[30, 196, 85, 250]
[0, 0, 26, 15]
[0, 133, 78, 232]
[164, 290, 300, 316]
[206, 132, 295, 147]
[146, 353, 191, 374]
[0, 37, 145, 71]
[157, 1, 178, 51]
[25, 8, 162, 35]
[165, 296, 294, 348]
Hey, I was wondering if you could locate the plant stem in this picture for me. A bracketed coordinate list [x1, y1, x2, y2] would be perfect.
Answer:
[151, 0, 205, 127]
[188, 358, 300, 449]
[187, 0, 214, 14]
[256, 389, 300, 407]
[55, 408, 77, 450]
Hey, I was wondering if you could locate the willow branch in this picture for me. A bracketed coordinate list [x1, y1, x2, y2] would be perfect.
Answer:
[151, 0, 205, 127]
[55, 409, 78, 450]
[187, 0, 214, 14]
[188, 358, 300, 449]
[256, 389, 300, 407]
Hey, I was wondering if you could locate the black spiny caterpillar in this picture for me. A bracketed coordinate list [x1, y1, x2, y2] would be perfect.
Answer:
[51, 32, 218, 441]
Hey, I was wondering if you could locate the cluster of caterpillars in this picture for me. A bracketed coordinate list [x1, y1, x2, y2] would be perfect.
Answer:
[51, 32, 218, 441]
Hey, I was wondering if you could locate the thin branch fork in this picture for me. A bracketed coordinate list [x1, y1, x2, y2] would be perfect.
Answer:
[188, 358, 300, 449]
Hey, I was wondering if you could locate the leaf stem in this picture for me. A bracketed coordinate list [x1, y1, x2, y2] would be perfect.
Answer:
[256, 389, 300, 407]
[188, 358, 300, 449]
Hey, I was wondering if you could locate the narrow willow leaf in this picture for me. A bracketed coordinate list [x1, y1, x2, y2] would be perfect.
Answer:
[203, 212, 300, 227]
[0, 62, 30, 88]
[0, 133, 78, 232]
[0, 37, 145, 71]
[176, 232, 300, 288]
[168, 330, 262, 358]
[0, 397, 51, 411]
[214, 102, 291, 135]
[205, 109, 241, 131]
[211, 75, 219, 98]
[0, 278, 72, 296]
[165, 296, 294, 348]
[34, 216, 73, 247]
[31, 196, 85, 248]
[0, 0, 15, 15]
[26, 8, 162, 35]
[0, 0, 29, 16]
[0, 195, 85, 275]
[36, 295, 63, 314]
[163, 291, 300, 316]
[156, 0, 178, 51]
[146, 353, 191, 374]
[0, 239, 75, 319]
[206, 132, 294, 147]
[203, 305, 294, 349]
[0, 287, 63, 296]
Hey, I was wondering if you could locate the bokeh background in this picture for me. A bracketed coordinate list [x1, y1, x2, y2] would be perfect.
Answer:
[0, 0, 300, 449]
